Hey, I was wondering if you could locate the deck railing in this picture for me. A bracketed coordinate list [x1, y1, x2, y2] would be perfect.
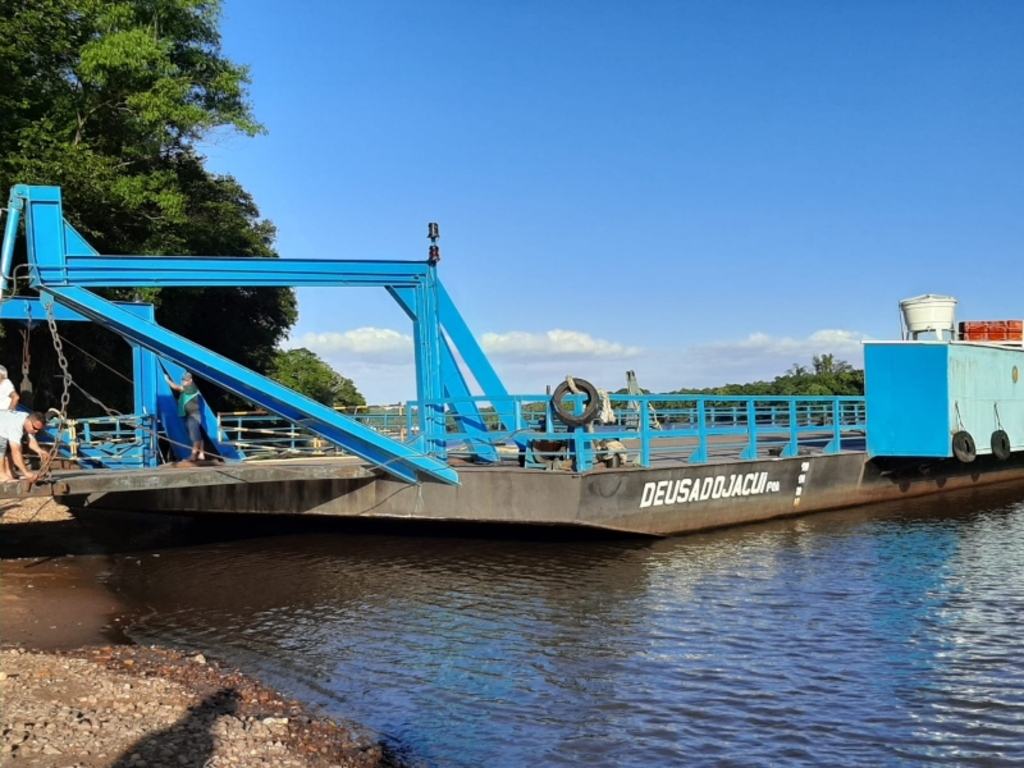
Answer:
[216, 405, 409, 459]
[36, 413, 159, 469]
[214, 394, 866, 470]
[408, 393, 867, 470]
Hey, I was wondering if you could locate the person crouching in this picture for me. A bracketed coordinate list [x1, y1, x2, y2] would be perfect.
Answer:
[0, 411, 46, 484]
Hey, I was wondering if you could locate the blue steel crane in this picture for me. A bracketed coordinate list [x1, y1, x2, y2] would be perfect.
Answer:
[0, 184, 513, 484]
[0, 296, 241, 468]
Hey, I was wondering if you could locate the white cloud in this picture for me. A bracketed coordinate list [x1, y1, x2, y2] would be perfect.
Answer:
[481, 329, 643, 360]
[694, 329, 869, 369]
[632, 328, 871, 393]
[288, 327, 413, 363]
[282, 325, 869, 404]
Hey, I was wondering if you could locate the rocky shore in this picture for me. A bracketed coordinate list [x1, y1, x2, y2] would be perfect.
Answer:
[1, 645, 391, 767]
[1, 501, 399, 768]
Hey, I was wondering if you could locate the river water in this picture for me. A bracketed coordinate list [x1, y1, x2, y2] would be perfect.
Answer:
[104, 489, 1024, 767]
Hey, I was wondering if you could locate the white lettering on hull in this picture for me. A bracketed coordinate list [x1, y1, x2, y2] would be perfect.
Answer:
[639, 472, 781, 509]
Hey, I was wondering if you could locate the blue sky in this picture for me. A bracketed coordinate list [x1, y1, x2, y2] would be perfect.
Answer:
[204, 1, 1024, 403]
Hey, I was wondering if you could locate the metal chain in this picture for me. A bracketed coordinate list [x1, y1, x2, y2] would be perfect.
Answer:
[19, 305, 32, 395]
[36, 300, 73, 481]
[46, 301, 72, 417]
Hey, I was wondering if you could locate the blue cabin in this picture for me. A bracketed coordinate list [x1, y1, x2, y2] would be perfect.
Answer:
[865, 341, 1024, 459]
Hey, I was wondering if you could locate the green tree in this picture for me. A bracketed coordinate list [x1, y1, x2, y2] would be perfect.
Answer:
[271, 349, 365, 409]
[0, 0, 297, 413]
[671, 355, 865, 399]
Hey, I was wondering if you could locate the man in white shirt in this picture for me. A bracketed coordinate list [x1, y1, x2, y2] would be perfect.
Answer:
[0, 410, 45, 484]
[0, 365, 18, 411]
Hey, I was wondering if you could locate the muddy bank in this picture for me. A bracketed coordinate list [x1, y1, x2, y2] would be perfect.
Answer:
[1, 555, 127, 650]
[0, 504, 402, 767]
[1, 498, 173, 650]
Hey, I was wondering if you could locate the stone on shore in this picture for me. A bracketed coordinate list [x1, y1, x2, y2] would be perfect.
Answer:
[1, 645, 391, 767]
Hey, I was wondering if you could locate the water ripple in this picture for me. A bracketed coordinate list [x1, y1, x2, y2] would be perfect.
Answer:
[116, 491, 1024, 767]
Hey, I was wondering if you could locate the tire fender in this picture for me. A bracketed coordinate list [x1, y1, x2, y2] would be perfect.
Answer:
[952, 430, 976, 463]
[551, 378, 601, 428]
[991, 429, 1011, 461]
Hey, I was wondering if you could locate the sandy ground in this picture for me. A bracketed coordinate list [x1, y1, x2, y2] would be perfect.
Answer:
[0, 497, 75, 524]
[0, 500, 400, 767]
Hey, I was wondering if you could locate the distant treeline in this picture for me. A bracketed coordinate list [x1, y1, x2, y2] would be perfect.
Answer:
[617, 354, 865, 400]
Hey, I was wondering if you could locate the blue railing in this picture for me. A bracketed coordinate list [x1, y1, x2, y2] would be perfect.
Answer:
[215, 395, 866, 469]
[212, 394, 867, 469]
[405, 393, 867, 471]
[217, 406, 410, 459]
[48, 394, 865, 471]
[37, 414, 159, 469]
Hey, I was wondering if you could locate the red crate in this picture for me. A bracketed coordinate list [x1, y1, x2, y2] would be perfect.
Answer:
[958, 320, 1024, 342]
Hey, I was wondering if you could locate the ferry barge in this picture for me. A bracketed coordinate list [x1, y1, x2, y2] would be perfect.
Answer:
[3, 184, 1024, 536]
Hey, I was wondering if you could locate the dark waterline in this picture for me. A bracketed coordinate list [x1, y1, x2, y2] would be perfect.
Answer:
[102, 489, 1024, 767]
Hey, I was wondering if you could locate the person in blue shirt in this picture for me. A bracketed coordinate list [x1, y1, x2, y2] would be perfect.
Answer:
[165, 371, 205, 461]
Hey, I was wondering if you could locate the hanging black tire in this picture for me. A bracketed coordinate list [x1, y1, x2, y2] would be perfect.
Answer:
[952, 430, 976, 463]
[551, 378, 600, 428]
[991, 429, 1011, 461]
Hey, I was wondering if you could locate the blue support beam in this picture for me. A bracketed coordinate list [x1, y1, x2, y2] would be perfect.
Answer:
[436, 282, 509, 404]
[4, 183, 512, 480]
[44, 256, 434, 288]
[13, 187, 436, 289]
[40, 288, 459, 485]
[389, 286, 498, 462]
[411, 270, 446, 455]
[0, 298, 85, 324]
[0, 297, 242, 467]
[131, 343, 160, 465]
[1, 193, 23, 289]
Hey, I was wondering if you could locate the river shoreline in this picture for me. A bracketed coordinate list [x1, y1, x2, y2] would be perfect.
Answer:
[0, 501, 401, 767]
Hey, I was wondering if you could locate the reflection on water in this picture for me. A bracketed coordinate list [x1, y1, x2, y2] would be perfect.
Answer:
[113, 489, 1024, 767]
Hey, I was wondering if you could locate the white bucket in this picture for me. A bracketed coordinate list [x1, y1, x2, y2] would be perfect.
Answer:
[900, 294, 957, 340]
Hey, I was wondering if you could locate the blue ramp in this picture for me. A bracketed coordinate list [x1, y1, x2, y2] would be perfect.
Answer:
[157, 359, 245, 462]
[43, 288, 459, 485]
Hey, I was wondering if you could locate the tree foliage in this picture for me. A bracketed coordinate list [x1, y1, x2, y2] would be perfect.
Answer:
[0, 0, 297, 413]
[271, 349, 365, 409]
[667, 355, 865, 399]
[612, 354, 866, 408]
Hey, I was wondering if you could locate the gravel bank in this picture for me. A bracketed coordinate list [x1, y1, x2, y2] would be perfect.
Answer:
[0, 497, 74, 525]
[1, 645, 392, 767]
[1, 501, 401, 767]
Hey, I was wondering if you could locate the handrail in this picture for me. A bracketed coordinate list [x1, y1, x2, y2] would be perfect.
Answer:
[213, 393, 867, 470]
[408, 392, 867, 470]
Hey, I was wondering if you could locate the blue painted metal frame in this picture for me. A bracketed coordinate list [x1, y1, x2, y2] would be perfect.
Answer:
[2, 184, 482, 483]
[66, 415, 159, 470]
[15, 184, 864, 478]
[0, 191, 22, 288]
[388, 285, 508, 462]
[0, 297, 243, 467]
[5, 184, 509, 476]
[44, 285, 457, 484]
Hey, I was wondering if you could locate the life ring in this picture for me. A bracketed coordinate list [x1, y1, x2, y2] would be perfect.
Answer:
[551, 378, 600, 428]
[991, 429, 1011, 461]
[952, 430, 976, 463]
